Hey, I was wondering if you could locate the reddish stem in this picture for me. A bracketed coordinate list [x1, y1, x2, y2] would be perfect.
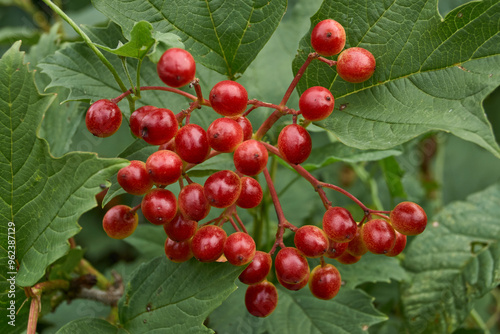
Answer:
[227, 216, 241, 232]
[111, 86, 198, 104]
[234, 213, 248, 234]
[27, 296, 40, 334]
[279, 52, 319, 107]
[317, 57, 337, 67]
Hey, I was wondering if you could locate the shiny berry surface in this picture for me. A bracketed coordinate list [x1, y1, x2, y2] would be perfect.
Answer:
[140, 108, 178, 145]
[164, 238, 193, 263]
[278, 124, 312, 164]
[275, 247, 309, 284]
[245, 281, 278, 318]
[336, 47, 376, 83]
[347, 225, 368, 257]
[85, 99, 122, 137]
[141, 188, 177, 225]
[294, 225, 328, 258]
[324, 239, 348, 259]
[235, 116, 253, 141]
[233, 139, 268, 176]
[146, 150, 183, 186]
[385, 230, 407, 257]
[239, 251, 272, 285]
[223, 232, 256, 266]
[157, 48, 196, 88]
[207, 118, 244, 153]
[178, 183, 211, 221]
[390, 201, 427, 236]
[129, 105, 155, 138]
[117, 160, 153, 195]
[209, 80, 248, 116]
[278, 269, 309, 291]
[102, 205, 138, 239]
[175, 123, 210, 164]
[299, 86, 335, 121]
[204, 170, 242, 208]
[322, 207, 357, 243]
[236, 177, 263, 209]
[311, 19, 346, 56]
[362, 219, 396, 254]
[191, 225, 227, 262]
[163, 213, 197, 242]
[309, 264, 342, 300]
[335, 251, 361, 265]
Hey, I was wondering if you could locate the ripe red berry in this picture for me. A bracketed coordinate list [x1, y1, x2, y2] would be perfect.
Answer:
[102, 205, 138, 239]
[309, 264, 342, 300]
[322, 207, 357, 243]
[299, 86, 335, 121]
[235, 116, 253, 141]
[311, 19, 346, 56]
[85, 99, 122, 137]
[209, 80, 248, 116]
[336, 251, 361, 265]
[164, 238, 193, 263]
[233, 139, 268, 176]
[336, 47, 376, 83]
[278, 124, 312, 164]
[277, 269, 310, 291]
[294, 225, 328, 258]
[324, 239, 348, 259]
[191, 225, 227, 262]
[157, 48, 196, 88]
[204, 170, 242, 208]
[117, 160, 153, 195]
[236, 177, 263, 209]
[390, 201, 427, 236]
[207, 118, 244, 153]
[385, 230, 407, 257]
[346, 225, 368, 257]
[178, 183, 211, 221]
[140, 108, 178, 145]
[245, 280, 278, 317]
[129, 105, 155, 138]
[163, 213, 197, 242]
[362, 219, 397, 254]
[175, 124, 210, 164]
[275, 247, 309, 284]
[146, 150, 183, 185]
[239, 251, 272, 285]
[223, 232, 256, 266]
[141, 188, 177, 225]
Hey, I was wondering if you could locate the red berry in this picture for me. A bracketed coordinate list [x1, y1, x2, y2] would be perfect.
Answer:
[204, 170, 242, 208]
[164, 238, 193, 263]
[178, 183, 211, 221]
[175, 124, 210, 164]
[245, 281, 278, 317]
[336, 251, 361, 265]
[102, 205, 138, 239]
[117, 160, 153, 195]
[233, 139, 268, 176]
[85, 99, 122, 137]
[346, 225, 368, 257]
[207, 118, 244, 153]
[140, 108, 178, 145]
[294, 225, 328, 258]
[309, 264, 341, 300]
[209, 80, 248, 116]
[235, 116, 253, 141]
[299, 86, 335, 121]
[277, 269, 309, 291]
[129, 105, 155, 138]
[157, 48, 196, 88]
[236, 177, 263, 209]
[163, 213, 197, 242]
[322, 207, 357, 243]
[158, 139, 176, 152]
[146, 150, 183, 186]
[390, 201, 427, 236]
[239, 251, 272, 285]
[223, 232, 256, 266]
[385, 230, 407, 257]
[278, 124, 312, 164]
[362, 219, 396, 254]
[191, 225, 227, 262]
[311, 19, 346, 56]
[324, 239, 348, 259]
[275, 247, 309, 284]
[141, 188, 177, 225]
[336, 47, 376, 83]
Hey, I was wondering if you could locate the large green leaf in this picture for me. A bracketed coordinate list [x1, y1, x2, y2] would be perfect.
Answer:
[91, 0, 287, 78]
[57, 318, 123, 334]
[95, 21, 155, 59]
[118, 257, 243, 333]
[123, 224, 165, 259]
[0, 43, 127, 294]
[401, 183, 500, 333]
[293, 0, 500, 158]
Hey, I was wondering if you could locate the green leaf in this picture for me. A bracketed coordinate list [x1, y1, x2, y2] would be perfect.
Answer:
[123, 225, 165, 259]
[0, 26, 40, 45]
[0, 43, 128, 288]
[187, 153, 235, 178]
[293, 0, 500, 158]
[48, 247, 85, 281]
[118, 257, 243, 333]
[379, 156, 407, 199]
[92, 0, 287, 78]
[95, 21, 155, 59]
[57, 317, 122, 334]
[401, 182, 500, 333]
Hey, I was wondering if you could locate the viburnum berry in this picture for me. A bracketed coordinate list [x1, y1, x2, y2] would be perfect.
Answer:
[209, 80, 248, 116]
[278, 124, 312, 164]
[204, 170, 242, 208]
[140, 108, 178, 145]
[235, 116, 253, 141]
[191, 225, 227, 262]
[141, 188, 177, 225]
[336, 47, 376, 83]
[277, 269, 309, 291]
[236, 177, 263, 209]
[239, 251, 272, 285]
[245, 280, 278, 318]
[311, 19, 346, 56]
[102, 205, 138, 239]
[129, 105, 155, 138]
[275, 247, 309, 284]
[322, 206, 357, 243]
[146, 150, 183, 186]
[207, 118, 244, 153]
[294, 225, 328, 258]
[335, 251, 361, 265]
[85, 99, 122, 137]
[117, 160, 153, 195]
[299, 86, 335, 121]
[175, 123, 210, 164]
[178, 183, 211, 221]
[346, 225, 368, 257]
[385, 230, 407, 257]
[324, 239, 348, 259]
[223, 232, 256, 266]
[164, 238, 193, 263]
[309, 264, 342, 300]
[163, 213, 197, 242]
[390, 201, 427, 236]
[362, 219, 396, 254]
[233, 139, 268, 176]
[157, 48, 196, 88]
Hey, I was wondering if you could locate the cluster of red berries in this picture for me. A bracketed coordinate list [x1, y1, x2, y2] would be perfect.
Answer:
[89, 19, 420, 318]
